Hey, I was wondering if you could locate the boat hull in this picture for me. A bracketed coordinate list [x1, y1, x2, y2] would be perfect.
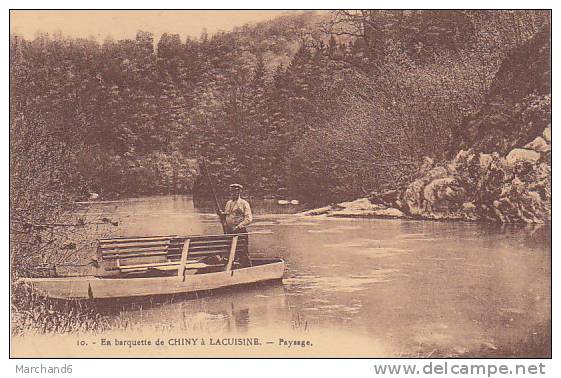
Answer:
[20, 259, 285, 300]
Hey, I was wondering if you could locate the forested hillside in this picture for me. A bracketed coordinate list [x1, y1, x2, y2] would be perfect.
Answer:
[10, 11, 550, 206]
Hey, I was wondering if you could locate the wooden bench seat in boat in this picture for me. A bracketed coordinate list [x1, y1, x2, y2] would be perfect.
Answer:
[96, 234, 248, 277]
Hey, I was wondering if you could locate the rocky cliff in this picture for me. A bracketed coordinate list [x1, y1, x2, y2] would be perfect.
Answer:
[304, 28, 551, 224]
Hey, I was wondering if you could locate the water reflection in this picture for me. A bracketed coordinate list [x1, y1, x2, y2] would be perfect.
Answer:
[98, 282, 291, 334]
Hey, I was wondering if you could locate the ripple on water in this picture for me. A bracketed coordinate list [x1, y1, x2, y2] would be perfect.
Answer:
[284, 269, 399, 293]
[307, 228, 343, 234]
[323, 238, 376, 248]
[250, 221, 280, 227]
[307, 224, 363, 234]
[396, 233, 426, 238]
[251, 228, 274, 234]
[352, 247, 410, 258]
[397, 238, 439, 242]
[303, 303, 362, 316]
[276, 217, 321, 226]
[330, 225, 362, 231]
[316, 304, 362, 314]
[322, 239, 410, 258]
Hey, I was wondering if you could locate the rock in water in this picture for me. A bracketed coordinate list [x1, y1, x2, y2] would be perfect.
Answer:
[337, 198, 378, 211]
[373, 208, 404, 218]
[299, 206, 332, 216]
[543, 125, 551, 142]
[461, 202, 478, 221]
[403, 179, 426, 216]
[524, 136, 550, 153]
[506, 149, 541, 166]
[422, 178, 466, 219]
[368, 188, 401, 207]
[395, 147, 549, 223]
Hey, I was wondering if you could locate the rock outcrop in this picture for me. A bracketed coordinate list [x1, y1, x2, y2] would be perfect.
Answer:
[305, 129, 550, 223]
[368, 133, 551, 223]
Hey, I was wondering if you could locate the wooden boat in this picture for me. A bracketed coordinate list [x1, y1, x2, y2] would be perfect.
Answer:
[20, 233, 285, 300]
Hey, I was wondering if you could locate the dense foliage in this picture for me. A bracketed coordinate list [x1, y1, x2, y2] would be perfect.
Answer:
[10, 11, 549, 204]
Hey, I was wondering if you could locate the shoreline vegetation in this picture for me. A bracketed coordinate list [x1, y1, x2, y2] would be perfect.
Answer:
[11, 281, 109, 336]
[10, 10, 550, 339]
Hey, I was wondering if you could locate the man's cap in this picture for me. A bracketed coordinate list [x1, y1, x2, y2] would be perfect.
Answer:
[229, 183, 243, 190]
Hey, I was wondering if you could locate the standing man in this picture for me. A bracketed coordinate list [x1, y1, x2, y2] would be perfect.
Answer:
[218, 183, 252, 266]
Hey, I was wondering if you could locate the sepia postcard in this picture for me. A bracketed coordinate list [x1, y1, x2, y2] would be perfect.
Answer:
[9, 9, 551, 359]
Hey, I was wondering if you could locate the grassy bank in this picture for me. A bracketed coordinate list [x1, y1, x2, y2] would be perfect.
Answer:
[11, 281, 110, 336]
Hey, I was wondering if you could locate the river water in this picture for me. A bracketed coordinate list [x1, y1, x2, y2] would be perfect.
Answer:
[74, 195, 550, 357]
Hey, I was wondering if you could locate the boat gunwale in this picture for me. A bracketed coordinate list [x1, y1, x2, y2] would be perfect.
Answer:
[19, 258, 285, 283]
